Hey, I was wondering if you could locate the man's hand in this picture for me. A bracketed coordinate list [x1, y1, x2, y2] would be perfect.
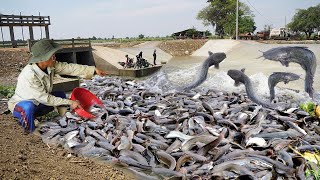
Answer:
[70, 100, 82, 110]
[95, 68, 107, 76]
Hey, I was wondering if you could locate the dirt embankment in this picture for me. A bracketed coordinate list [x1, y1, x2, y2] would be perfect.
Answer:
[0, 48, 30, 86]
[95, 39, 208, 56]
[158, 39, 208, 56]
[93, 41, 143, 49]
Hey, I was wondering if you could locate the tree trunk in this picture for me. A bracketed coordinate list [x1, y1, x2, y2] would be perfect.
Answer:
[308, 32, 312, 38]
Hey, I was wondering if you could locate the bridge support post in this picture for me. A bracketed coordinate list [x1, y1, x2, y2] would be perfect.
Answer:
[72, 52, 77, 63]
[45, 25, 50, 39]
[29, 26, 34, 40]
[9, 26, 17, 48]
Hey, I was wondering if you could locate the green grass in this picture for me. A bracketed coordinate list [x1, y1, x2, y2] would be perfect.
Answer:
[43, 111, 60, 119]
[306, 164, 320, 180]
[290, 142, 320, 179]
[38, 111, 60, 122]
[305, 150, 320, 179]
[0, 85, 15, 98]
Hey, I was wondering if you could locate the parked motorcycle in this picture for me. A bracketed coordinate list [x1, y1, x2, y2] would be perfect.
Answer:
[135, 55, 153, 69]
[118, 55, 135, 69]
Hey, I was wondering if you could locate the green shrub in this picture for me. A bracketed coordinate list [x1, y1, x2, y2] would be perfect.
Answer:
[299, 101, 316, 117]
[0, 86, 15, 98]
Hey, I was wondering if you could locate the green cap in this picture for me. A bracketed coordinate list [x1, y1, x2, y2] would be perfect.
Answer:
[28, 39, 62, 64]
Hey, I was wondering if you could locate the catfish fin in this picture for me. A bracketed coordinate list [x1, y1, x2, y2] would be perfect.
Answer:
[208, 51, 213, 56]
[240, 68, 245, 73]
[234, 80, 241, 87]
[257, 50, 264, 59]
[214, 63, 220, 69]
[280, 60, 289, 67]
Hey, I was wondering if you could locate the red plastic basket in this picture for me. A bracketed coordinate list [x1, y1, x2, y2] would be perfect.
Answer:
[70, 87, 104, 119]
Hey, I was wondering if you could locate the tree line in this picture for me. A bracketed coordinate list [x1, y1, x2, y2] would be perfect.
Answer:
[197, 0, 320, 39]
[287, 4, 320, 38]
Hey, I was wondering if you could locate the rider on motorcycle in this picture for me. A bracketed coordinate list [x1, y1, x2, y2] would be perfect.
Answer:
[125, 55, 134, 68]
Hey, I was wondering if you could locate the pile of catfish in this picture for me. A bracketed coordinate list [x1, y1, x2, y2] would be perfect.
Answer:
[40, 76, 320, 180]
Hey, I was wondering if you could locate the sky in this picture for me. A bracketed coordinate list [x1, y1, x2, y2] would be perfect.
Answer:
[0, 0, 319, 40]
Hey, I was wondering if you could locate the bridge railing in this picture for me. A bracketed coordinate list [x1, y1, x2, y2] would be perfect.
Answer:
[0, 38, 91, 49]
[27, 38, 91, 50]
[0, 14, 50, 26]
[0, 40, 27, 48]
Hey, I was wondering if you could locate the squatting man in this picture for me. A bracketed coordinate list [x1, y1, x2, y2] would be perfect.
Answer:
[8, 39, 107, 132]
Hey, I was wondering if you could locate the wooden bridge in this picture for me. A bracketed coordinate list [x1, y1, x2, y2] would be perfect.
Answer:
[0, 14, 50, 48]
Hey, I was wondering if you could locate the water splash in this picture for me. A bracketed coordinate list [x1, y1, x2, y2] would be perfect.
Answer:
[144, 65, 199, 93]
[142, 67, 313, 106]
[202, 71, 242, 92]
[313, 92, 320, 104]
[250, 73, 270, 100]
[144, 70, 176, 93]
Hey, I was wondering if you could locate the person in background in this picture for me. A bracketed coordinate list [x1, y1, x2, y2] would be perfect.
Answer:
[138, 51, 143, 59]
[8, 39, 107, 132]
[153, 49, 157, 65]
[125, 54, 134, 68]
[125, 54, 130, 65]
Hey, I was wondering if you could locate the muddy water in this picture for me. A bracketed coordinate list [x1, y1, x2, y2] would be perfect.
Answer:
[157, 43, 320, 103]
